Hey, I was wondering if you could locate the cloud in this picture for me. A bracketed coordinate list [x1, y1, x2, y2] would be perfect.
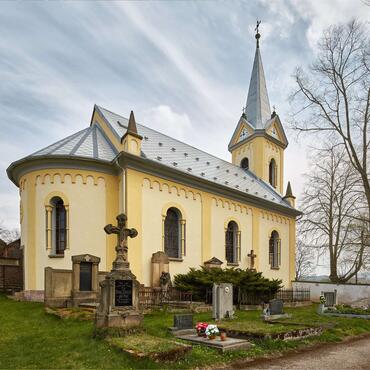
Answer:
[0, 0, 365, 244]
[142, 105, 192, 141]
[290, 0, 370, 50]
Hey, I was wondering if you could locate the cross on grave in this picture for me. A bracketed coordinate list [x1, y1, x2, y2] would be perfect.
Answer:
[248, 249, 257, 270]
[104, 213, 138, 271]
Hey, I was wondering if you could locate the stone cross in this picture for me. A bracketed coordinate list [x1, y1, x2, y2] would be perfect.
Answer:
[248, 249, 257, 270]
[104, 213, 138, 271]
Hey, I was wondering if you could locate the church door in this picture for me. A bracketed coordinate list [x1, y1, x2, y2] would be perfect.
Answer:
[79, 262, 92, 291]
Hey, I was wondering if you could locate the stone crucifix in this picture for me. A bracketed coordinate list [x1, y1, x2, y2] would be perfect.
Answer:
[104, 213, 138, 271]
[248, 249, 257, 270]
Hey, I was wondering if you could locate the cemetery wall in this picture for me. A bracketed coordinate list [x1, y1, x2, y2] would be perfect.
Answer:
[293, 281, 370, 304]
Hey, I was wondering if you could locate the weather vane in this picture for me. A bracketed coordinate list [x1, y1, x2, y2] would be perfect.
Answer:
[255, 20, 261, 47]
[255, 20, 261, 34]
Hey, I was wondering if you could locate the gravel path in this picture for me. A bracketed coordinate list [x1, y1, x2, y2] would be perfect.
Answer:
[232, 335, 370, 369]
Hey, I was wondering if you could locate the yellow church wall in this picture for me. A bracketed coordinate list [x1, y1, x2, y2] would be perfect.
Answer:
[258, 211, 291, 286]
[140, 173, 203, 286]
[91, 109, 123, 151]
[126, 167, 296, 287]
[264, 141, 283, 194]
[19, 169, 119, 291]
[210, 198, 253, 268]
[233, 143, 254, 172]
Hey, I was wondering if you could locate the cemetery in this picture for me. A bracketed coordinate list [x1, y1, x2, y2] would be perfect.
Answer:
[2, 214, 370, 368]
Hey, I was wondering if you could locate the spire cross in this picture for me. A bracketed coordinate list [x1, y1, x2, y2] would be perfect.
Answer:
[255, 20, 261, 48]
[255, 20, 261, 34]
[104, 213, 138, 270]
[248, 249, 257, 270]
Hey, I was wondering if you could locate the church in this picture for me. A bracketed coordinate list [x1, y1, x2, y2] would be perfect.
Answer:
[7, 30, 300, 299]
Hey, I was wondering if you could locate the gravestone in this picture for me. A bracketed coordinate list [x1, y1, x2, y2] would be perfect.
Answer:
[323, 291, 336, 307]
[269, 299, 284, 315]
[115, 280, 133, 306]
[212, 283, 234, 320]
[261, 298, 290, 321]
[173, 314, 193, 330]
[95, 213, 143, 330]
[71, 254, 100, 307]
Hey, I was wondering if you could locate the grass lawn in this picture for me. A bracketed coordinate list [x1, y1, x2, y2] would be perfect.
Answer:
[1, 294, 370, 369]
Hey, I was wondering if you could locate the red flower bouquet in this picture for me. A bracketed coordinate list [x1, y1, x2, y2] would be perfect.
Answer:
[195, 322, 208, 336]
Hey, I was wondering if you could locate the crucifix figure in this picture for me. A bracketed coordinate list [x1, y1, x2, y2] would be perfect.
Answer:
[104, 213, 138, 271]
[248, 249, 257, 270]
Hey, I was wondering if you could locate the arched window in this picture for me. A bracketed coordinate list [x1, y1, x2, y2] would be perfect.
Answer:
[269, 159, 277, 188]
[225, 221, 241, 264]
[46, 196, 68, 256]
[164, 207, 185, 259]
[240, 157, 249, 170]
[269, 230, 281, 269]
[50, 197, 67, 255]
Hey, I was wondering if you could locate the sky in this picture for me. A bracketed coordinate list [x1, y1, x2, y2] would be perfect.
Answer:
[1, 0, 369, 241]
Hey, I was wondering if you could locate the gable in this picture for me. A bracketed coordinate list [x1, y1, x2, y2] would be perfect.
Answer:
[228, 117, 255, 149]
[264, 116, 288, 147]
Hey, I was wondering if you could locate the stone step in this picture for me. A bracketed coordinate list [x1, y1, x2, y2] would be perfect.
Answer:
[79, 302, 99, 311]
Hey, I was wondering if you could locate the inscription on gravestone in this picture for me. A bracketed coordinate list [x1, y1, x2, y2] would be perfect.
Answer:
[174, 314, 193, 330]
[115, 280, 133, 307]
[269, 299, 284, 315]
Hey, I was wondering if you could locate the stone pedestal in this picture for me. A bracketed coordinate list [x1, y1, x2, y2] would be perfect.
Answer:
[151, 251, 169, 287]
[95, 213, 143, 331]
[95, 268, 143, 329]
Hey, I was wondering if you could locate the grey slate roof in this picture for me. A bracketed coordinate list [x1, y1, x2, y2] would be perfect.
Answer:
[95, 106, 293, 209]
[12, 103, 293, 210]
[244, 45, 271, 129]
[30, 124, 118, 162]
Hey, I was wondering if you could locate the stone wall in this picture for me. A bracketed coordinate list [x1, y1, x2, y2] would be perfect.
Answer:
[293, 281, 370, 305]
[44, 266, 108, 307]
[0, 258, 23, 293]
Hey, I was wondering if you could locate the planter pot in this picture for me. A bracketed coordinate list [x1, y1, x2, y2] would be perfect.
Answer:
[208, 335, 216, 340]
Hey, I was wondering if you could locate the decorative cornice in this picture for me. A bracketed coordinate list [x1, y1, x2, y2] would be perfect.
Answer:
[228, 130, 288, 153]
[7, 156, 118, 186]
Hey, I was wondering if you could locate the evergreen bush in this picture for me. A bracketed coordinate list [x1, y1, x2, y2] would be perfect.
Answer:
[173, 267, 282, 303]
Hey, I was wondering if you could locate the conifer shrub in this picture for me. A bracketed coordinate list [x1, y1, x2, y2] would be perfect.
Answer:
[173, 267, 282, 303]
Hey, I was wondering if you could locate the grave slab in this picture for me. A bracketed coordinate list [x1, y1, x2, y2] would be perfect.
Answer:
[176, 333, 251, 353]
[261, 313, 291, 322]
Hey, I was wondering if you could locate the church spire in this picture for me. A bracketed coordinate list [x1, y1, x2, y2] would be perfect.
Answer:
[244, 22, 271, 129]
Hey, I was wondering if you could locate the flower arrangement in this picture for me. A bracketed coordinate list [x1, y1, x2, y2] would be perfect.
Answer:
[205, 324, 219, 339]
[319, 295, 326, 304]
[195, 322, 208, 336]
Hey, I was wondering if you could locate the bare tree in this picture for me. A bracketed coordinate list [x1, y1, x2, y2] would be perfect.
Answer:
[291, 20, 370, 228]
[300, 144, 368, 282]
[0, 222, 20, 244]
[295, 239, 315, 280]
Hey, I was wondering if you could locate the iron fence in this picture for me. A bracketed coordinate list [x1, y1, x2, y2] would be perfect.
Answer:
[205, 287, 310, 306]
[138, 287, 192, 308]
[276, 288, 310, 302]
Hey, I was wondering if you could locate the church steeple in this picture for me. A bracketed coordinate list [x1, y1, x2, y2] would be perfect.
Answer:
[244, 23, 271, 128]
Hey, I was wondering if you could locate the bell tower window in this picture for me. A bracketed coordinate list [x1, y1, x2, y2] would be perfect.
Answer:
[241, 157, 249, 170]
[269, 159, 277, 188]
